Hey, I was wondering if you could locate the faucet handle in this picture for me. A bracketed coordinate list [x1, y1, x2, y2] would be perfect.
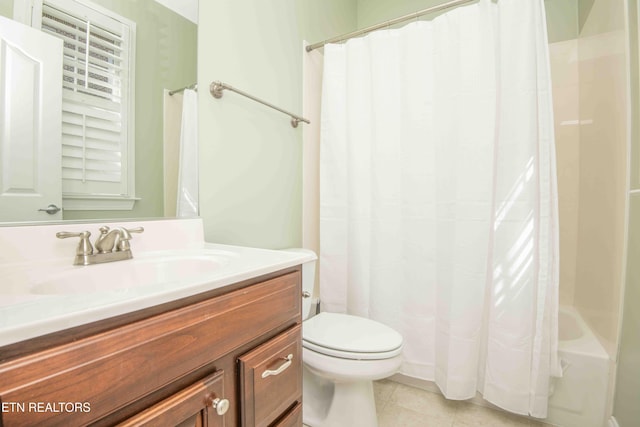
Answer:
[125, 226, 144, 234]
[56, 230, 94, 256]
[116, 226, 144, 251]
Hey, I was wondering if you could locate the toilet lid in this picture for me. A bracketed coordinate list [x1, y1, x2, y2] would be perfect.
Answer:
[303, 312, 403, 360]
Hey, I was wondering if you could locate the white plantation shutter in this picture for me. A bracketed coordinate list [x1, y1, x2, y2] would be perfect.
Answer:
[33, 0, 136, 209]
[61, 104, 123, 191]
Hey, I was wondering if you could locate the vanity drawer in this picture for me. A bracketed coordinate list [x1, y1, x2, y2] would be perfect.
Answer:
[273, 402, 302, 427]
[238, 325, 302, 427]
[117, 370, 227, 427]
[0, 271, 300, 427]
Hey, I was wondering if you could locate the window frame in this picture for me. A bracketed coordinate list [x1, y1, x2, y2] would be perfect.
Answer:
[14, 0, 138, 211]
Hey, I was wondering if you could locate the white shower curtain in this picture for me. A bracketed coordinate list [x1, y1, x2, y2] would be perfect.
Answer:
[319, 0, 560, 417]
[176, 88, 199, 217]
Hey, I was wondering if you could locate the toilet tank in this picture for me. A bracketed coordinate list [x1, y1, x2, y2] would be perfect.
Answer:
[282, 248, 316, 320]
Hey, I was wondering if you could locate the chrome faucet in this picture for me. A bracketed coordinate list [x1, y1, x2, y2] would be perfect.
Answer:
[56, 226, 144, 265]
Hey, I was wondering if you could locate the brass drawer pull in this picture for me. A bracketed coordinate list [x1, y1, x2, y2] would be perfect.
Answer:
[261, 354, 293, 378]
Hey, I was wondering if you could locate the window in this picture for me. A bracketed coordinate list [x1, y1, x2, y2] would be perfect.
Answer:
[25, 0, 137, 210]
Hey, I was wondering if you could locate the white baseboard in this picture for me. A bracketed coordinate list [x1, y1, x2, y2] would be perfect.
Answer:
[608, 416, 620, 427]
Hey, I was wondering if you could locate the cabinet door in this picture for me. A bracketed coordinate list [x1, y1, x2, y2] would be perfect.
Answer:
[117, 370, 228, 427]
[238, 325, 302, 427]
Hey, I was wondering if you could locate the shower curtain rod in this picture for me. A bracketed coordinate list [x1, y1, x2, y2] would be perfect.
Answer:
[169, 83, 198, 96]
[209, 80, 310, 128]
[306, 0, 476, 52]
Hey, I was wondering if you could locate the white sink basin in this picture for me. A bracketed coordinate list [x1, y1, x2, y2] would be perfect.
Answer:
[2, 250, 233, 296]
[0, 218, 318, 348]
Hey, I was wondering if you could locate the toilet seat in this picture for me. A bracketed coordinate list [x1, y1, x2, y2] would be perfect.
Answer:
[303, 312, 403, 360]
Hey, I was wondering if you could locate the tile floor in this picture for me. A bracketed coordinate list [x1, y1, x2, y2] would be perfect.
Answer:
[374, 380, 556, 427]
[302, 379, 557, 426]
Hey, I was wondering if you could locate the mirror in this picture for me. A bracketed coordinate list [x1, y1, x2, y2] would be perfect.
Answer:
[0, 0, 197, 224]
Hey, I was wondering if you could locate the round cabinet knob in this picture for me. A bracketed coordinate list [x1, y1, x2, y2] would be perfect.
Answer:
[211, 397, 230, 416]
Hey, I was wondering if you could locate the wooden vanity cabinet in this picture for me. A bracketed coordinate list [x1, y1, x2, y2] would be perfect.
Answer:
[0, 268, 303, 427]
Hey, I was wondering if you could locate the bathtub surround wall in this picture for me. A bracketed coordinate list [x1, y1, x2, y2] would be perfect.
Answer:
[535, 2, 631, 422]
[197, 0, 357, 249]
[573, 0, 628, 358]
[547, 1, 628, 350]
[549, 38, 580, 307]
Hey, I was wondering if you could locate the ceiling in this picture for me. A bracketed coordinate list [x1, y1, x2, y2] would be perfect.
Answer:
[154, 0, 197, 24]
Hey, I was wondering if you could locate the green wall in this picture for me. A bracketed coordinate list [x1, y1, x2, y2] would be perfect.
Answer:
[578, 0, 596, 32]
[0, 0, 12, 18]
[356, 0, 449, 27]
[197, 0, 357, 249]
[0, 0, 196, 221]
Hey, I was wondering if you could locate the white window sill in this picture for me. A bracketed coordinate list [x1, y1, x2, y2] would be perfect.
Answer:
[63, 195, 140, 211]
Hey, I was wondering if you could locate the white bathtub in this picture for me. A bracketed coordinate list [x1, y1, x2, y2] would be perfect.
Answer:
[546, 306, 610, 427]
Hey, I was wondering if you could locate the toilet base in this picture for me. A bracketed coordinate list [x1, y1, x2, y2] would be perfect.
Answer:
[303, 366, 379, 427]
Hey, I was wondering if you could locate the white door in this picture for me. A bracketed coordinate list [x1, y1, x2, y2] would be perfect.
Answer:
[0, 15, 62, 221]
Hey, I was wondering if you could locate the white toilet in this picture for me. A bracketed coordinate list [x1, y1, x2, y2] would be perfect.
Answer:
[287, 249, 403, 427]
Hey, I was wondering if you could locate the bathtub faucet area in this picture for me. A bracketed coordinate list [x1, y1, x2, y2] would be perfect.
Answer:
[56, 226, 144, 266]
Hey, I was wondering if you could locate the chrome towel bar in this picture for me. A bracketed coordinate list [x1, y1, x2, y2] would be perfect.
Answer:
[210, 80, 310, 128]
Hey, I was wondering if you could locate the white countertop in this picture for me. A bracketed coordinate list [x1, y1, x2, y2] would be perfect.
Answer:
[0, 218, 315, 348]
